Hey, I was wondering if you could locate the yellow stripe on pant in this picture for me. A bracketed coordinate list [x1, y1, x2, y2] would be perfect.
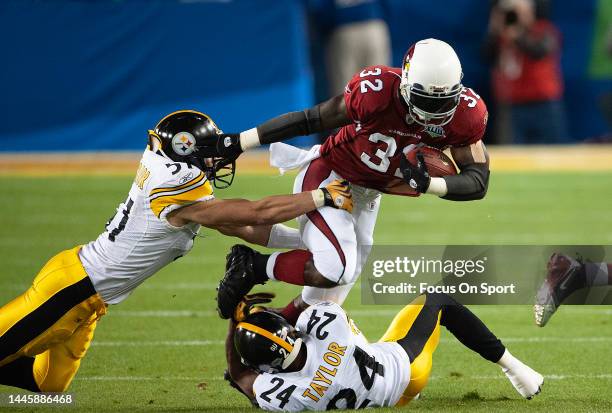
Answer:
[0, 246, 106, 391]
[378, 295, 442, 406]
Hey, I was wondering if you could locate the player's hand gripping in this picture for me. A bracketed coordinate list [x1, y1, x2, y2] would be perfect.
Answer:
[216, 133, 243, 159]
[233, 292, 276, 322]
[400, 152, 431, 193]
[316, 179, 353, 213]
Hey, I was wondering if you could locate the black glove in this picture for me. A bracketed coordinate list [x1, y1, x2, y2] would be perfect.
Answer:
[216, 133, 243, 159]
[400, 152, 431, 193]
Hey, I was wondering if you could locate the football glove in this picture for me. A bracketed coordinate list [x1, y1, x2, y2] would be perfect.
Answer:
[217, 245, 268, 319]
[319, 179, 353, 213]
[400, 152, 431, 193]
[216, 133, 243, 159]
[233, 292, 276, 322]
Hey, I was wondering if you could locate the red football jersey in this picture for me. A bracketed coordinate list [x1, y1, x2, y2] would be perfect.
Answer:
[319, 65, 488, 196]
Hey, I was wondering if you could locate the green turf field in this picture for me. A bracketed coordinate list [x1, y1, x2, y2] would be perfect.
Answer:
[1, 172, 611, 412]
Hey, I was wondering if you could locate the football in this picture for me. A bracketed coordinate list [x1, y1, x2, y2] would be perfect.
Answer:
[406, 146, 458, 177]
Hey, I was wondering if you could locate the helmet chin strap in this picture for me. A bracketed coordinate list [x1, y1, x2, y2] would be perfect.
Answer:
[281, 338, 303, 370]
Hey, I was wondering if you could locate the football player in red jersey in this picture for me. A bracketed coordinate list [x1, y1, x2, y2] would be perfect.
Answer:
[214, 39, 491, 324]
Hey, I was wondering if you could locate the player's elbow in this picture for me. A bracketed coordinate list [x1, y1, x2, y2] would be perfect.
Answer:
[472, 182, 488, 200]
[463, 179, 488, 201]
[471, 189, 487, 200]
[464, 166, 489, 200]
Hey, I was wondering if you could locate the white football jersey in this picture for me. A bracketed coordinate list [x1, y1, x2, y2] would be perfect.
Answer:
[79, 148, 214, 304]
[253, 302, 410, 411]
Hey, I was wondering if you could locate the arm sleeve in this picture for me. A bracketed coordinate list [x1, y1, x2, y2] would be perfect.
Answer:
[256, 106, 323, 144]
[148, 169, 214, 221]
[442, 163, 490, 201]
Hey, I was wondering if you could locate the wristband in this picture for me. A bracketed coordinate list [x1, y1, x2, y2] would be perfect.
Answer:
[426, 177, 448, 196]
[239, 128, 261, 151]
[311, 189, 325, 208]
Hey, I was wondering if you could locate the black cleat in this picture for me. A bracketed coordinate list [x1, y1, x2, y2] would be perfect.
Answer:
[216, 244, 267, 319]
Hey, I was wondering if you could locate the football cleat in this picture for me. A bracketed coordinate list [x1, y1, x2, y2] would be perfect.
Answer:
[534, 253, 586, 327]
[502, 360, 544, 399]
[216, 245, 267, 319]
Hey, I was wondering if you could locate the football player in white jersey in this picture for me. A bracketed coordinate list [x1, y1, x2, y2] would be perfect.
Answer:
[0, 110, 352, 393]
[224, 292, 543, 411]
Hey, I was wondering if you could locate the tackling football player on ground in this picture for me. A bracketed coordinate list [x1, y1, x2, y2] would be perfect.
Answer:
[0, 110, 352, 393]
[223, 293, 543, 411]
[214, 38, 491, 323]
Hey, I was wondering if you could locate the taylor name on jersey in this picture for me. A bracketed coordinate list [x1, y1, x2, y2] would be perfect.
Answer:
[319, 65, 488, 195]
[252, 303, 410, 411]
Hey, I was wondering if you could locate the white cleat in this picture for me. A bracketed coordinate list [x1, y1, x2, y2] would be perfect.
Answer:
[502, 360, 544, 399]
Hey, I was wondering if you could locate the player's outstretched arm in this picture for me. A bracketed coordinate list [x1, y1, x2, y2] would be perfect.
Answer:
[213, 224, 275, 246]
[167, 179, 352, 228]
[215, 94, 351, 159]
[211, 223, 300, 249]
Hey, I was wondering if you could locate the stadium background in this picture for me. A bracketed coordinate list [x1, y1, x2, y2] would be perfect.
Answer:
[0, 0, 610, 150]
[1, 1, 611, 412]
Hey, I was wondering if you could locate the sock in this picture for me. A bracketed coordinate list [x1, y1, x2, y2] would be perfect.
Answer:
[497, 349, 521, 370]
[265, 250, 312, 286]
[280, 300, 303, 325]
[0, 356, 41, 392]
[252, 252, 271, 282]
[432, 293, 506, 362]
[585, 262, 612, 286]
[267, 224, 301, 249]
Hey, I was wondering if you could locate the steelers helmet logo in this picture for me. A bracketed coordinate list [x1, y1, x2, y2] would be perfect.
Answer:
[171, 132, 196, 156]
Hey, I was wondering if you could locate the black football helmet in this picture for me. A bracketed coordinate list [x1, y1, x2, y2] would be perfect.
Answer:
[148, 110, 236, 188]
[234, 311, 304, 373]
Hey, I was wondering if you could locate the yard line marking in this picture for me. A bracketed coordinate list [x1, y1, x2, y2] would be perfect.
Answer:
[91, 340, 223, 347]
[104, 308, 612, 318]
[429, 373, 612, 381]
[109, 310, 214, 317]
[497, 336, 612, 343]
[74, 373, 612, 382]
[75, 376, 211, 381]
[90, 337, 612, 348]
[140, 282, 219, 290]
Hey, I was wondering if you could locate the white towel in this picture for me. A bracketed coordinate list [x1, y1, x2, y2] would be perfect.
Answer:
[269, 142, 321, 175]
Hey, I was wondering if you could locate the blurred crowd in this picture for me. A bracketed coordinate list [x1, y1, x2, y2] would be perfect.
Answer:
[305, 0, 610, 144]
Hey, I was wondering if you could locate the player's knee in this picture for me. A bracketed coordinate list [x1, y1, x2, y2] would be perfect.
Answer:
[304, 260, 338, 288]
[308, 246, 358, 287]
[39, 381, 71, 393]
